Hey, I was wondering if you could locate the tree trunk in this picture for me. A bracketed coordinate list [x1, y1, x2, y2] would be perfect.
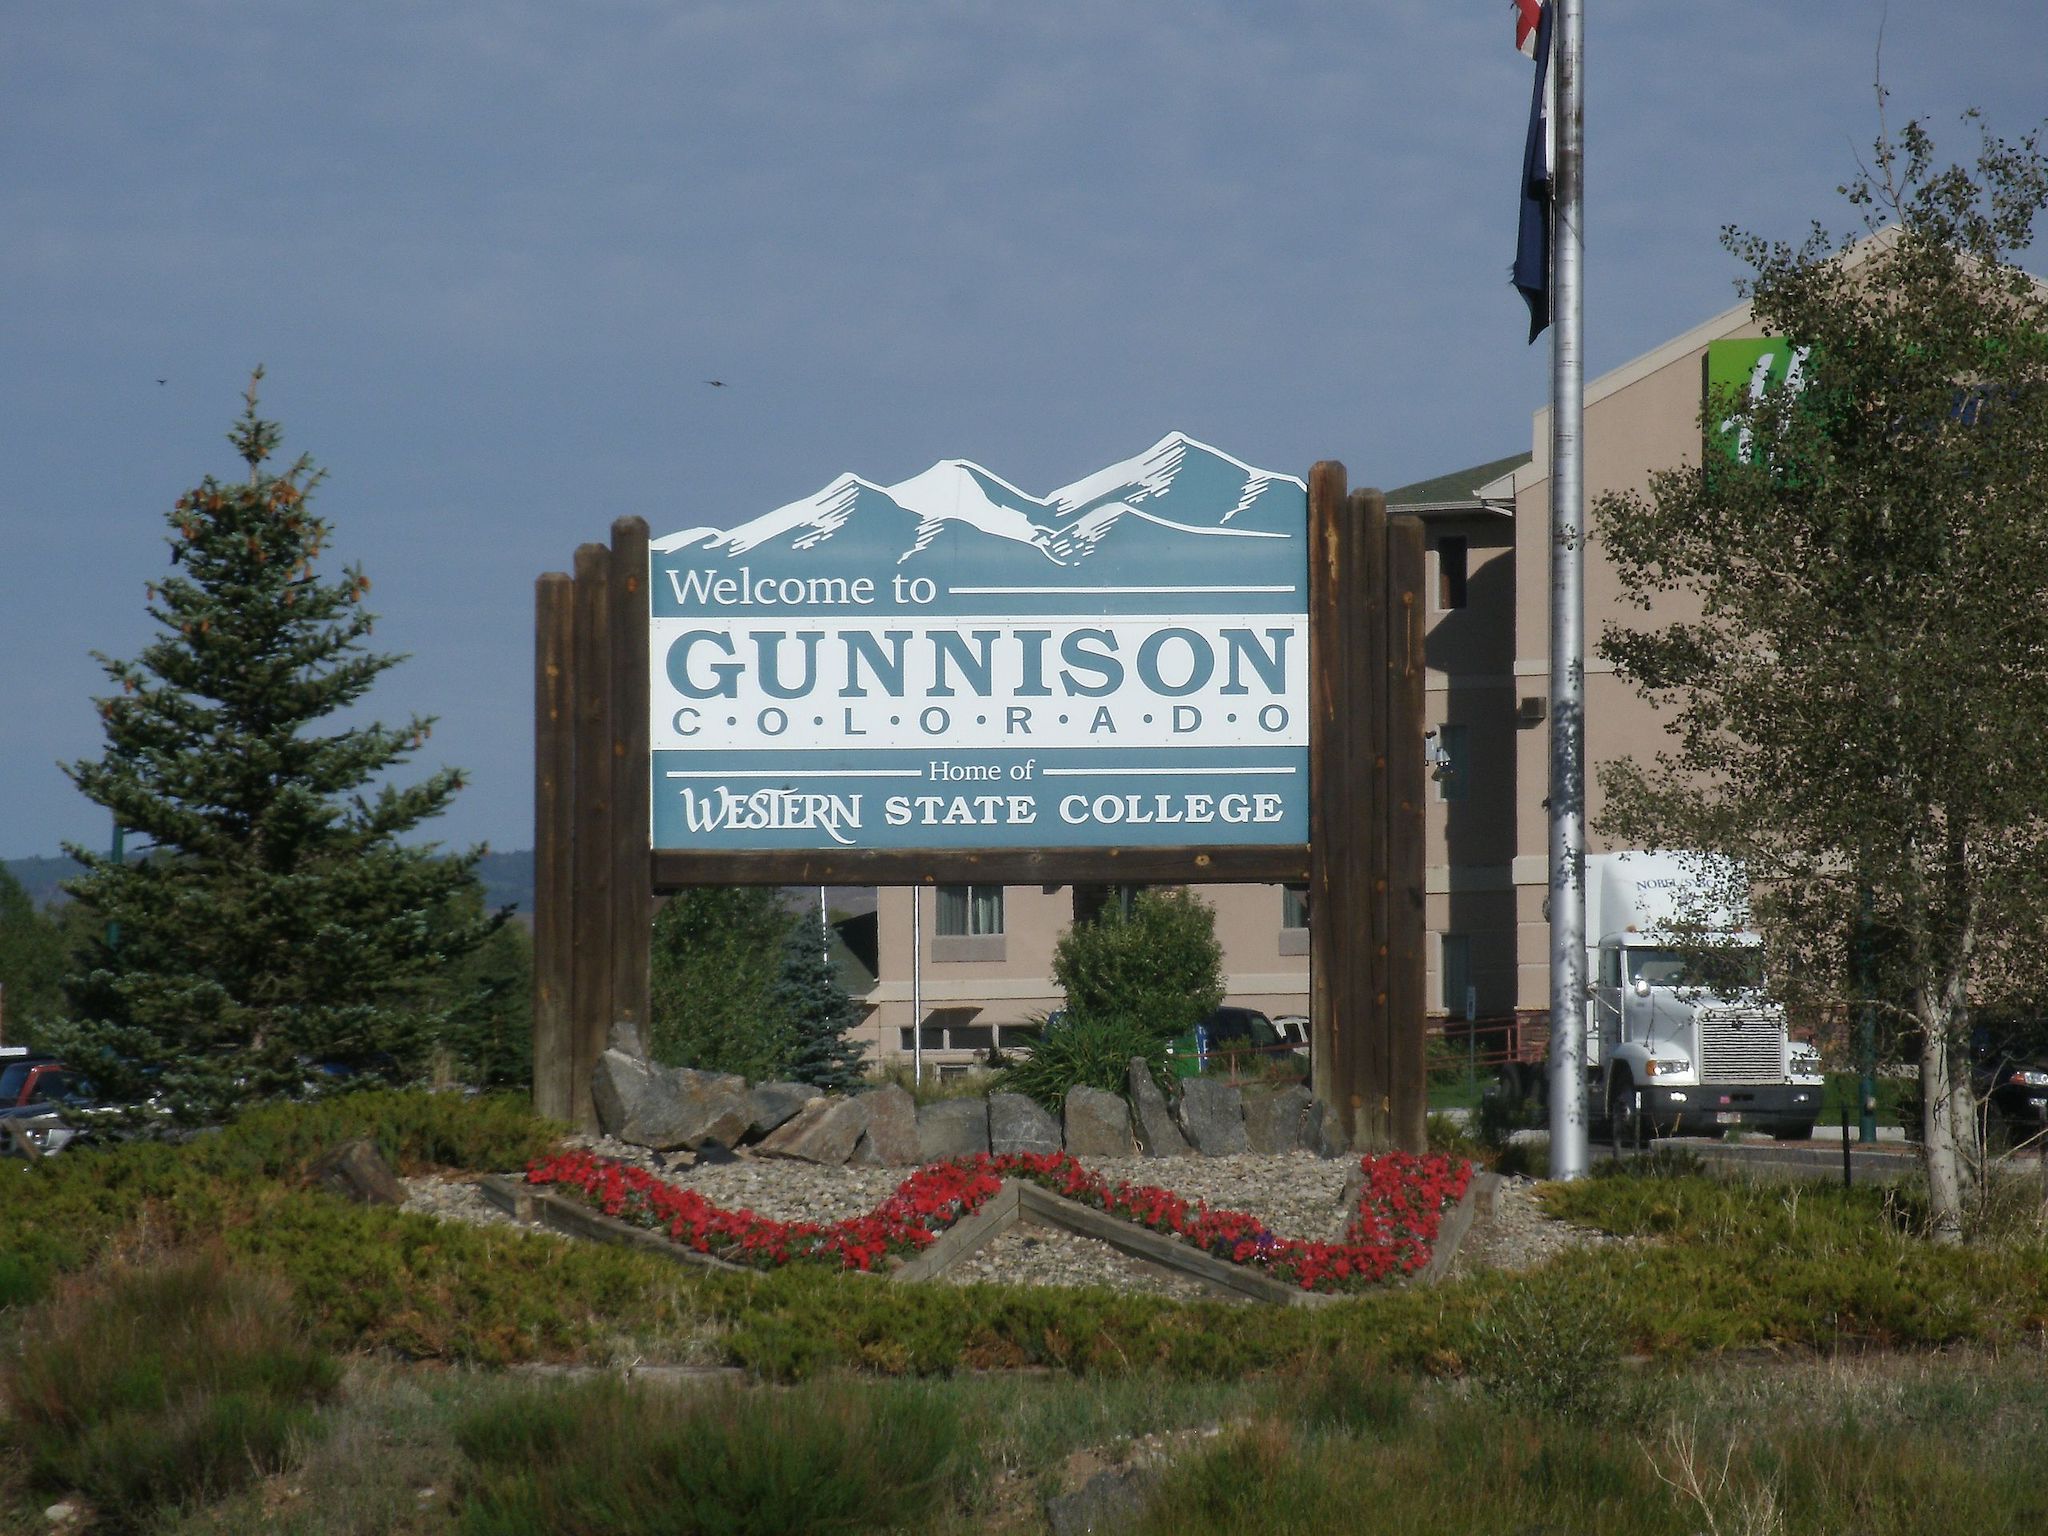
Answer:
[1918, 998, 1966, 1244]
[1917, 895, 1979, 1244]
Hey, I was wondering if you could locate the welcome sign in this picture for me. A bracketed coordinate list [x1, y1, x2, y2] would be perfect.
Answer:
[647, 433, 1309, 851]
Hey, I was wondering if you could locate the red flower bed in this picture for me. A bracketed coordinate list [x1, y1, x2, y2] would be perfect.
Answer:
[525, 1151, 1004, 1272]
[526, 1147, 1471, 1294]
[988, 1148, 1471, 1290]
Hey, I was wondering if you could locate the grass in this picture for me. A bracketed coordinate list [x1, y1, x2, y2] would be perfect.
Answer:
[12, 1091, 2048, 1529]
[451, 1375, 970, 1534]
[1424, 1073, 1487, 1112]
[1128, 1356, 2048, 1536]
[3, 1254, 341, 1529]
[33, 1353, 2048, 1534]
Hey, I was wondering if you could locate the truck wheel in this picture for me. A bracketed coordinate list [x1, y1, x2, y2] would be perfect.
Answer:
[1605, 1074, 1641, 1147]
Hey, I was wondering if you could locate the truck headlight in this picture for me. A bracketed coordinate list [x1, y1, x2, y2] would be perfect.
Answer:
[2007, 1069, 2048, 1088]
[1642, 1057, 1691, 1078]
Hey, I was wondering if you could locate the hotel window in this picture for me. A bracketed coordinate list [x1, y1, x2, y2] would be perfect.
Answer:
[1072, 883, 1142, 926]
[1281, 885, 1309, 930]
[1279, 883, 1309, 956]
[1434, 723, 1469, 802]
[937, 885, 1004, 936]
[1436, 535, 1469, 610]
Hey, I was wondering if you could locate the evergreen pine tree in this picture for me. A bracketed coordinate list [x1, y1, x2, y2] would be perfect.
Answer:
[647, 887, 795, 1079]
[57, 373, 496, 1117]
[776, 904, 864, 1091]
[0, 865, 69, 1044]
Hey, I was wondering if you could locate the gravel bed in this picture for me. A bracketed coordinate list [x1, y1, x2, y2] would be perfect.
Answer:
[1441, 1174, 1637, 1278]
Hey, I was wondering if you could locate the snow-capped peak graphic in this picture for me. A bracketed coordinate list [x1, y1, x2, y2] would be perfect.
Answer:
[651, 433, 1305, 581]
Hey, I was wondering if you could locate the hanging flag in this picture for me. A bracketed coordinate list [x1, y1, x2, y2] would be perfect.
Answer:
[1512, 0, 1554, 341]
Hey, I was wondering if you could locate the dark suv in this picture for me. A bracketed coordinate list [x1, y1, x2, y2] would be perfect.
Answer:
[1167, 1006, 1282, 1077]
[1896, 1024, 2048, 1148]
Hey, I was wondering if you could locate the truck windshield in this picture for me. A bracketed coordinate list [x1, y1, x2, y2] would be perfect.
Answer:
[1627, 948, 1764, 991]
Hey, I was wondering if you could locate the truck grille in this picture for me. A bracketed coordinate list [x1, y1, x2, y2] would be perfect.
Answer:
[1698, 1010, 1784, 1084]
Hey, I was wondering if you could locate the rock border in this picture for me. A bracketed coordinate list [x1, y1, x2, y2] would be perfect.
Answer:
[591, 1047, 1333, 1170]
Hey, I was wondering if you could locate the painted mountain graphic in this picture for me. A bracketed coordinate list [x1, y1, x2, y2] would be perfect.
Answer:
[650, 432, 1305, 599]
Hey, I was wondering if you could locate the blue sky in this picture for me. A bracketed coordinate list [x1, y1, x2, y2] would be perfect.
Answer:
[4, 1, 2041, 860]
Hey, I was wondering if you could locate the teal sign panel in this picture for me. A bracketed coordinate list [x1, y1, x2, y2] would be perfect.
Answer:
[647, 433, 1309, 851]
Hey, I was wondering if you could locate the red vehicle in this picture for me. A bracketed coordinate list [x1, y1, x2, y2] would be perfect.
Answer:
[0, 1055, 91, 1110]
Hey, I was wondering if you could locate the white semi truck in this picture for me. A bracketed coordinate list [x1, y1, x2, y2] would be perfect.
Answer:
[1584, 851, 1823, 1140]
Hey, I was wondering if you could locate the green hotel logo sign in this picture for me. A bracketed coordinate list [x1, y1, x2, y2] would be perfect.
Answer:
[646, 433, 1310, 853]
[1705, 337, 1811, 464]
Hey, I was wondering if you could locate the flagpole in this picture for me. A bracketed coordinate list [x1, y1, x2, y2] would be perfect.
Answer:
[1546, 0, 1589, 1180]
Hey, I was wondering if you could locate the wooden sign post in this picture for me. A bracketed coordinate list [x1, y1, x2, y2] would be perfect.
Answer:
[533, 458, 1426, 1149]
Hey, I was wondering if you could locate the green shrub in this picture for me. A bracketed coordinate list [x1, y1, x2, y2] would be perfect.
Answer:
[865, 1062, 1002, 1105]
[196, 1087, 560, 1181]
[452, 1376, 967, 1535]
[1000, 1016, 1166, 1110]
[1424, 1112, 1483, 1163]
[1475, 1078, 1541, 1150]
[1052, 888, 1224, 1038]
[1493, 1132, 1548, 1178]
[1463, 1276, 1623, 1420]
[1589, 1145, 1706, 1181]
[5, 1254, 339, 1526]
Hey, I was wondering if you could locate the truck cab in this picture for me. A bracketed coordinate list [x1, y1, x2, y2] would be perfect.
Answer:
[1584, 853, 1820, 1140]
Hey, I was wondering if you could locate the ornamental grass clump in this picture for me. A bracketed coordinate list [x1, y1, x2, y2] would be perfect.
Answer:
[4, 1253, 340, 1528]
[452, 1375, 966, 1536]
[998, 1014, 1166, 1110]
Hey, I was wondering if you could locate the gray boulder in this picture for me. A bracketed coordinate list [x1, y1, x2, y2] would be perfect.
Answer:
[757, 1095, 869, 1165]
[850, 1084, 922, 1166]
[606, 1017, 650, 1062]
[916, 1097, 990, 1161]
[1242, 1084, 1314, 1154]
[618, 1065, 752, 1151]
[1176, 1077, 1249, 1156]
[988, 1091, 1062, 1157]
[591, 1048, 658, 1138]
[1127, 1058, 1191, 1157]
[1062, 1085, 1134, 1160]
[746, 1081, 816, 1142]
[309, 1139, 404, 1206]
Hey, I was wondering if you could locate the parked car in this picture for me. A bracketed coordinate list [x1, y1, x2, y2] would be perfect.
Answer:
[1166, 1006, 1284, 1078]
[0, 1051, 61, 1108]
[1, 1057, 91, 1112]
[1272, 1014, 1311, 1059]
[0, 1104, 86, 1158]
[0, 1056, 103, 1159]
[1896, 1024, 2048, 1148]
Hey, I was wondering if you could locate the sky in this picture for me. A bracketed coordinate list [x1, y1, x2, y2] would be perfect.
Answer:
[4, 1, 2042, 861]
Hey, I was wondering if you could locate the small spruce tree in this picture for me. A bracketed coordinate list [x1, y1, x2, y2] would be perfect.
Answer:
[777, 906, 865, 1091]
[647, 887, 795, 1078]
[58, 373, 495, 1116]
